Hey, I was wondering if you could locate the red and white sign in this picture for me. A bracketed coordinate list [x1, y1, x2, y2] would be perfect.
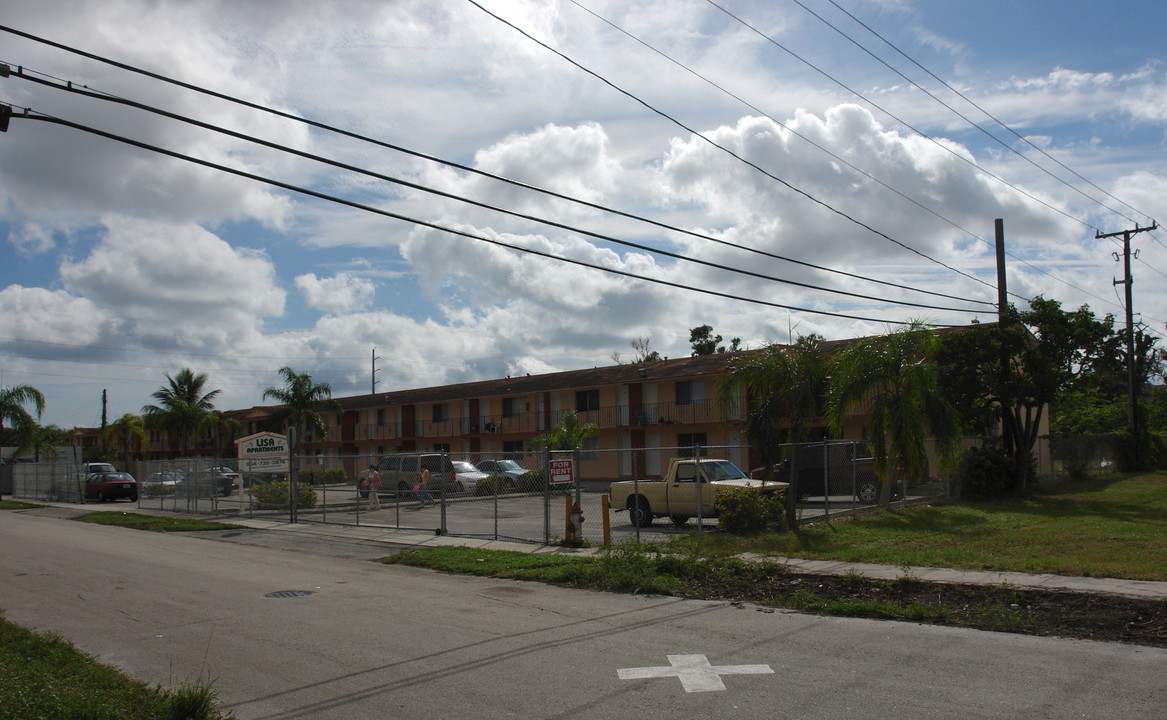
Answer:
[549, 459, 574, 485]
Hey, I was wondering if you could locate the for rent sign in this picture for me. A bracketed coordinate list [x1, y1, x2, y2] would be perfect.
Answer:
[549, 458, 574, 485]
[236, 432, 290, 473]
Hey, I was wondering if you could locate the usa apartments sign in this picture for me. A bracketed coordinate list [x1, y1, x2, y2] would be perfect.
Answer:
[235, 432, 290, 473]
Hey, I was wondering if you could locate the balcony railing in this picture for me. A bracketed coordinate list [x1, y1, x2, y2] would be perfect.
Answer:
[294, 400, 739, 446]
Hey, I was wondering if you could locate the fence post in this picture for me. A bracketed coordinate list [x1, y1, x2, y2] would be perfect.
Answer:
[822, 442, 830, 523]
[542, 445, 551, 544]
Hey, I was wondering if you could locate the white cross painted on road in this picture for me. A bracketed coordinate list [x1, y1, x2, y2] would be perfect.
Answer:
[618, 654, 774, 693]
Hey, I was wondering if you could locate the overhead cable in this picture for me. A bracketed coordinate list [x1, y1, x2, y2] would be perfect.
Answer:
[8, 66, 991, 313]
[0, 25, 986, 307]
[465, 0, 996, 293]
[819, 0, 1157, 228]
[703, 0, 1100, 234]
[13, 106, 950, 326]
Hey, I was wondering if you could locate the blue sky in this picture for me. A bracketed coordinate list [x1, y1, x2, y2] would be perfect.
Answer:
[1, 0, 1165, 429]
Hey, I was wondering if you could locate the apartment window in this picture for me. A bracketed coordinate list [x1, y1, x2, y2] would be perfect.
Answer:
[433, 443, 451, 454]
[432, 403, 450, 422]
[678, 432, 708, 458]
[576, 389, 600, 412]
[502, 440, 524, 457]
[502, 397, 522, 418]
[377, 409, 387, 426]
[675, 380, 704, 406]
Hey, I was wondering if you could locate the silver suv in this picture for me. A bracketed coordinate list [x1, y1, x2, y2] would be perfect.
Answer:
[374, 453, 462, 495]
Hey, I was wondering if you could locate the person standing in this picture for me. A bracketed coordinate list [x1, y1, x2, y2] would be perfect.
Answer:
[418, 467, 432, 505]
[367, 464, 381, 510]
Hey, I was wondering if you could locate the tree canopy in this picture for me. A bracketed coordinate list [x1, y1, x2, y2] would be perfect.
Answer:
[141, 368, 220, 457]
[828, 322, 961, 507]
[0, 384, 46, 438]
[262, 366, 342, 446]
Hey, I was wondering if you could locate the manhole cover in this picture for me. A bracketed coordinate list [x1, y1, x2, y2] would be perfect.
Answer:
[264, 590, 314, 599]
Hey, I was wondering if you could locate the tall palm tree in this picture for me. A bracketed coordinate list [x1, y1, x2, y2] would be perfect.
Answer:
[716, 335, 827, 527]
[1, 384, 46, 439]
[142, 369, 220, 457]
[827, 322, 961, 508]
[262, 367, 341, 447]
[102, 413, 147, 469]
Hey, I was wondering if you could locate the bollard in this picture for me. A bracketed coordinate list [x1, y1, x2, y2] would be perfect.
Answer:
[601, 493, 611, 546]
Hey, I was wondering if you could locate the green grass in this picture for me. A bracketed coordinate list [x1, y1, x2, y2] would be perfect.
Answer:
[0, 614, 232, 720]
[706, 472, 1167, 581]
[0, 500, 43, 510]
[76, 512, 244, 532]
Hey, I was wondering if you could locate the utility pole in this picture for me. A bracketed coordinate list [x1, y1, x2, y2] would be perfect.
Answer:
[1096, 222, 1157, 467]
[371, 347, 381, 395]
[994, 219, 1013, 456]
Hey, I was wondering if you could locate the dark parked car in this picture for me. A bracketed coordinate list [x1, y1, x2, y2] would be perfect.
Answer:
[84, 472, 138, 503]
[771, 443, 884, 503]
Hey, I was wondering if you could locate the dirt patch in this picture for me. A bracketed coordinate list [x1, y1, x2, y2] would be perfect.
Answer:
[686, 571, 1167, 647]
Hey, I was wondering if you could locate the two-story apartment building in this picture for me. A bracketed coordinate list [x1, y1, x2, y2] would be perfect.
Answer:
[299, 352, 753, 482]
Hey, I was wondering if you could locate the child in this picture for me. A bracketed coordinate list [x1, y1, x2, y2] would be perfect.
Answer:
[367, 464, 381, 510]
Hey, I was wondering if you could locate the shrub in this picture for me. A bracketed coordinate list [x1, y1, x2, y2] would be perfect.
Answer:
[473, 475, 511, 496]
[142, 483, 175, 498]
[251, 480, 317, 509]
[714, 487, 786, 535]
[958, 443, 1018, 499]
[516, 470, 545, 493]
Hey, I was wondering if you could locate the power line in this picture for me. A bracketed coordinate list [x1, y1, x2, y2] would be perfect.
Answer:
[792, 0, 1149, 228]
[11, 106, 947, 326]
[562, 0, 1132, 315]
[703, 0, 1101, 234]
[7, 65, 992, 314]
[0, 26, 987, 308]
[465, 0, 995, 293]
[818, 0, 1158, 228]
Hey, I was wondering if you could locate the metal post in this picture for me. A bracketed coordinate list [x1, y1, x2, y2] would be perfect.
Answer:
[542, 445, 551, 544]
[822, 442, 830, 523]
[632, 446, 640, 542]
[695, 445, 704, 532]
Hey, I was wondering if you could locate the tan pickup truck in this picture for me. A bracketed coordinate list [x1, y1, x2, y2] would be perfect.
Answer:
[609, 458, 784, 528]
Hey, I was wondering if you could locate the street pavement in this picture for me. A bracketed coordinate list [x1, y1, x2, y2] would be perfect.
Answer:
[0, 503, 1165, 719]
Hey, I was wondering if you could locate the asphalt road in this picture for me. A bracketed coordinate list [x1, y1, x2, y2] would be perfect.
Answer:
[1, 510, 1164, 720]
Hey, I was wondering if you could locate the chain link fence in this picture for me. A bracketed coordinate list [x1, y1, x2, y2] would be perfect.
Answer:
[10, 436, 1087, 541]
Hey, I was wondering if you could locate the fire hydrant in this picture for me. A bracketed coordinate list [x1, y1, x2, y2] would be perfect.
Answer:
[567, 500, 585, 543]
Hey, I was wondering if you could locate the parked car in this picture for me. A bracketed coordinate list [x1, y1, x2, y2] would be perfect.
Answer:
[204, 467, 241, 496]
[84, 471, 138, 503]
[374, 453, 458, 496]
[474, 459, 530, 489]
[142, 471, 185, 493]
[770, 444, 885, 504]
[80, 462, 116, 477]
[450, 461, 489, 492]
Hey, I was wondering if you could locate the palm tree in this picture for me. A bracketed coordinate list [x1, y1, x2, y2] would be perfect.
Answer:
[827, 322, 962, 508]
[102, 413, 147, 469]
[531, 409, 599, 451]
[262, 367, 341, 447]
[142, 369, 220, 457]
[200, 411, 243, 459]
[13, 419, 65, 462]
[1, 384, 46, 439]
[716, 335, 827, 527]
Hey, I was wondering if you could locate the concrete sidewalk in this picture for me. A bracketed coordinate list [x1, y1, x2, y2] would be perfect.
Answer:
[18, 501, 1167, 602]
